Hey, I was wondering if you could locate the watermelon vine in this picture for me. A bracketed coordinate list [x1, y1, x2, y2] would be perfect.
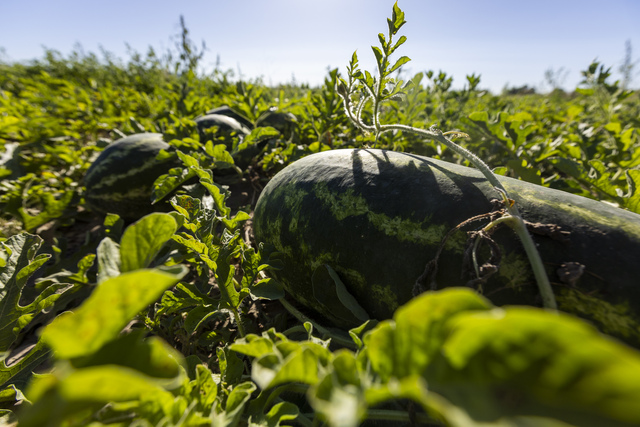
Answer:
[336, 2, 557, 309]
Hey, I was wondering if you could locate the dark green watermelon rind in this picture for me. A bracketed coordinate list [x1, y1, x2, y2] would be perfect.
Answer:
[84, 133, 180, 220]
[254, 148, 640, 347]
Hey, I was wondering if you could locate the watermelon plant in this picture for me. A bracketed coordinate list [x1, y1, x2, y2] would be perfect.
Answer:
[0, 3, 640, 426]
[334, 3, 556, 309]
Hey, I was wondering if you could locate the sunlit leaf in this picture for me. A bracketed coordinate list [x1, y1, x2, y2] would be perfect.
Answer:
[41, 267, 186, 359]
[120, 213, 178, 272]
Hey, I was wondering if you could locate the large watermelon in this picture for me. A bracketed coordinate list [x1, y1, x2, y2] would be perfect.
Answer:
[83, 133, 180, 220]
[253, 148, 640, 348]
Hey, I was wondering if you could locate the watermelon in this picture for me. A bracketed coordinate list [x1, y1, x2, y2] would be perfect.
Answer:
[253, 148, 640, 348]
[195, 114, 251, 143]
[83, 133, 180, 220]
[205, 105, 253, 129]
[256, 110, 297, 139]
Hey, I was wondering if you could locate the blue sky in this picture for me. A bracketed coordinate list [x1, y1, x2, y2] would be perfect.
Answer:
[1, 0, 638, 93]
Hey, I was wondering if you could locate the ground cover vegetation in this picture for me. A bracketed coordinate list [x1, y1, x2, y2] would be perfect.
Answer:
[1, 4, 640, 426]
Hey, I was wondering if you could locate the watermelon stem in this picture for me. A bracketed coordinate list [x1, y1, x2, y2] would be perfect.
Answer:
[336, 2, 558, 310]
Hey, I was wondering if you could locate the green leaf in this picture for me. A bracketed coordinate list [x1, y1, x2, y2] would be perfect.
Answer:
[587, 159, 623, 199]
[211, 382, 256, 427]
[432, 307, 640, 426]
[18, 190, 74, 232]
[262, 401, 299, 426]
[0, 340, 49, 393]
[250, 277, 284, 300]
[625, 169, 640, 213]
[506, 158, 543, 185]
[152, 166, 196, 203]
[242, 126, 279, 146]
[361, 288, 640, 426]
[221, 210, 251, 231]
[389, 35, 407, 55]
[191, 364, 218, 414]
[71, 330, 183, 381]
[309, 355, 365, 427]
[365, 288, 492, 380]
[217, 344, 245, 386]
[388, 55, 411, 75]
[41, 267, 186, 359]
[312, 264, 370, 325]
[120, 213, 178, 272]
[387, 2, 406, 35]
[0, 233, 50, 354]
[230, 334, 276, 359]
[371, 46, 384, 69]
[19, 365, 177, 427]
[204, 142, 236, 169]
[253, 347, 322, 390]
[96, 237, 120, 283]
[183, 305, 218, 335]
[200, 181, 231, 217]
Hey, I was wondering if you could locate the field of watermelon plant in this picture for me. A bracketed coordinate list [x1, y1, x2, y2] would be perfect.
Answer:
[2, 4, 640, 426]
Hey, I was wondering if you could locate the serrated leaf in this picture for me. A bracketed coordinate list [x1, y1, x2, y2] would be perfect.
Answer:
[0, 340, 49, 394]
[506, 158, 542, 185]
[468, 110, 489, 123]
[0, 233, 51, 355]
[200, 181, 231, 218]
[242, 127, 279, 146]
[152, 166, 196, 203]
[221, 210, 250, 231]
[587, 159, 622, 199]
[192, 364, 218, 413]
[183, 305, 217, 335]
[211, 382, 256, 427]
[18, 190, 74, 232]
[216, 255, 239, 309]
[230, 335, 276, 359]
[176, 150, 200, 168]
[624, 169, 640, 213]
[204, 142, 236, 168]
[361, 288, 640, 426]
[387, 1, 406, 35]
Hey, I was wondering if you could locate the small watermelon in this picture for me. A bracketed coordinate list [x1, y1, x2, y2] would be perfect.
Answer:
[83, 133, 180, 220]
[256, 109, 297, 139]
[205, 105, 253, 129]
[254, 148, 640, 347]
[195, 114, 251, 143]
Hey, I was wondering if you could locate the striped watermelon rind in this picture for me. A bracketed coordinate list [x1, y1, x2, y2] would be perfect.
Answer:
[83, 133, 180, 220]
[253, 148, 640, 348]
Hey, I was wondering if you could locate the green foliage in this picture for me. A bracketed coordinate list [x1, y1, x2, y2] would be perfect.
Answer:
[0, 3, 639, 425]
[231, 289, 640, 426]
